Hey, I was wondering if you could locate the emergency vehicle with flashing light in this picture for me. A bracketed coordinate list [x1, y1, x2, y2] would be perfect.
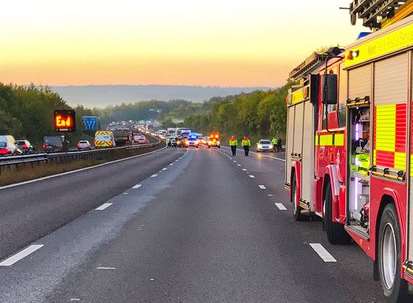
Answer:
[207, 133, 220, 148]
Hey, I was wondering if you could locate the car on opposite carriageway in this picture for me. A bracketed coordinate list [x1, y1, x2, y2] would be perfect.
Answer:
[256, 139, 273, 152]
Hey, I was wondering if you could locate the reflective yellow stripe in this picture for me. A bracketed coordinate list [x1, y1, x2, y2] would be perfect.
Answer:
[344, 20, 413, 68]
[290, 87, 308, 105]
[373, 150, 377, 166]
[334, 134, 344, 146]
[395, 152, 406, 171]
[315, 135, 319, 146]
[319, 134, 333, 146]
[376, 104, 396, 152]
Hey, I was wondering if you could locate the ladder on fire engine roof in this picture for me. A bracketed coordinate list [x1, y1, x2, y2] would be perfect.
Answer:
[289, 52, 327, 81]
[349, 0, 413, 29]
[289, 47, 343, 81]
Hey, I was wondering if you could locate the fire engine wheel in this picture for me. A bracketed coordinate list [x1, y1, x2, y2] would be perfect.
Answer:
[378, 204, 410, 303]
[291, 174, 303, 221]
[324, 182, 350, 245]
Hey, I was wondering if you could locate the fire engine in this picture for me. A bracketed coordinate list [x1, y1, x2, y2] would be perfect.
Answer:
[207, 132, 221, 148]
[285, 1, 413, 302]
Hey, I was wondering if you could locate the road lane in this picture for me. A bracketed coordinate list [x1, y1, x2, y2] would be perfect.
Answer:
[0, 148, 386, 302]
[0, 148, 183, 261]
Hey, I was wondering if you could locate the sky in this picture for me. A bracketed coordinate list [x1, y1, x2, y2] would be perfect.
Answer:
[0, 0, 365, 87]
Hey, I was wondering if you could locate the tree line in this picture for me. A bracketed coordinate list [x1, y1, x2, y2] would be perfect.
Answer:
[183, 84, 289, 142]
[0, 82, 289, 146]
[0, 83, 97, 145]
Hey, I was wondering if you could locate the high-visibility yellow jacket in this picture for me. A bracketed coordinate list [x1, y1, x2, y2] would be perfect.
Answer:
[242, 139, 251, 147]
[271, 138, 277, 145]
[229, 139, 237, 146]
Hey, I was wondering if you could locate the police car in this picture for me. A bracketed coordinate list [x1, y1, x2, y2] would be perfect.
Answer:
[184, 134, 200, 148]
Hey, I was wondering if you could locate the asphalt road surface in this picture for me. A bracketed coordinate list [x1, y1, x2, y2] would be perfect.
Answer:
[0, 147, 386, 302]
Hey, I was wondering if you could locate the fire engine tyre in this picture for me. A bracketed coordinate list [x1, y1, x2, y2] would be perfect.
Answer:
[291, 174, 303, 221]
[378, 204, 411, 303]
[324, 183, 350, 245]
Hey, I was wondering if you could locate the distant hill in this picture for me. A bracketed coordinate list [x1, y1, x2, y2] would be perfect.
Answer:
[51, 85, 272, 107]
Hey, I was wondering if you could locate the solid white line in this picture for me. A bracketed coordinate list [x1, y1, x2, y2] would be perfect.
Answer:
[309, 243, 337, 263]
[96, 266, 116, 270]
[0, 147, 167, 191]
[258, 185, 266, 190]
[95, 203, 112, 211]
[249, 175, 255, 178]
[0, 244, 44, 266]
[151, 174, 158, 178]
[132, 184, 142, 189]
[275, 203, 287, 211]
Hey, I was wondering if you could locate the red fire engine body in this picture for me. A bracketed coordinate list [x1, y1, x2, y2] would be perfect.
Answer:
[286, 15, 413, 303]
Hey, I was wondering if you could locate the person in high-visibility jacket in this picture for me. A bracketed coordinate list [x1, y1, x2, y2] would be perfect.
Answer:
[229, 135, 237, 156]
[241, 136, 251, 156]
[271, 137, 277, 152]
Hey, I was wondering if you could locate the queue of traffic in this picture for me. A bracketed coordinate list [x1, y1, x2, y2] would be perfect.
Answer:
[0, 126, 155, 157]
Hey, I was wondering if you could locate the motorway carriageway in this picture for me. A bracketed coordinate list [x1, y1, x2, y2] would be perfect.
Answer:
[0, 147, 385, 302]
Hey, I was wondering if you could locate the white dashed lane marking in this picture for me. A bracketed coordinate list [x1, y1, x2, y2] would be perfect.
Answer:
[96, 266, 117, 270]
[249, 175, 255, 178]
[151, 174, 158, 178]
[275, 203, 287, 211]
[309, 243, 337, 263]
[258, 185, 266, 190]
[0, 244, 44, 266]
[162, 168, 167, 171]
[95, 203, 112, 211]
[132, 184, 142, 189]
[242, 169, 247, 171]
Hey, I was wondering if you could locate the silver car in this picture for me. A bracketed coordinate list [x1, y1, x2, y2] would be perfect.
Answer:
[256, 139, 273, 152]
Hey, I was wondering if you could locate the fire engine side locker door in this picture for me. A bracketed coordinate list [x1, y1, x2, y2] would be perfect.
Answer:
[285, 105, 295, 185]
[301, 100, 314, 205]
[293, 102, 304, 158]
